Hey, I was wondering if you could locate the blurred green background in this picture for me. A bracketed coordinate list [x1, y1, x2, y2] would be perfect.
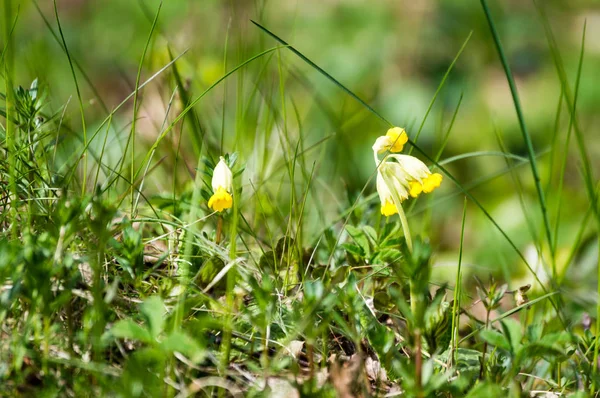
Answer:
[4, 0, 600, 297]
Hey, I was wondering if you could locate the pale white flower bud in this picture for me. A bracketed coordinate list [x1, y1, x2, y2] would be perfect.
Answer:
[212, 157, 233, 193]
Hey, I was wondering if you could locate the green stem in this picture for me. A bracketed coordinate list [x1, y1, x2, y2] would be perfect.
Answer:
[397, 203, 413, 253]
[480, 309, 490, 380]
[3, 0, 17, 240]
[409, 280, 419, 321]
[220, 180, 239, 380]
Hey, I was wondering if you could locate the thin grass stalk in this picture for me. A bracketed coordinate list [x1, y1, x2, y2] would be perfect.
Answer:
[220, 18, 231, 154]
[53, 0, 88, 196]
[537, 16, 600, 388]
[535, 23, 600, 380]
[0, 6, 18, 66]
[450, 198, 467, 367]
[479, 0, 555, 277]
[133, 88, 178, 211]
[93, 114, 113, 189]
[135, 47, 281, 182]
[127, 2, 161, 215]
[176, 152, 205, 328]
[3, 0, 17, 240]
[408, 93, 464, 217]
[551, 21, 585, 263]
[494, 127, 539, 245]
[33, 1, 109, 114]
[545, 92, 563, 198]
[408, 33, 472, 154]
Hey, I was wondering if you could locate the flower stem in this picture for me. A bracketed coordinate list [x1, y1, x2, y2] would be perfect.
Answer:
[216, 216, 223, 244]
[401, 204, 421, 396]
[397, 203, 413, 253]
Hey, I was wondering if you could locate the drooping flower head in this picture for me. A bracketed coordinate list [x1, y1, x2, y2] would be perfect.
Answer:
[375, 153, 442, 217]
[208, 157, 233, 212]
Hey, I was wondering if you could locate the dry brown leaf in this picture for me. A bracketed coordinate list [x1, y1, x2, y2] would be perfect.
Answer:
[364, 356, 387, 383]
[329, 354, 368, 398]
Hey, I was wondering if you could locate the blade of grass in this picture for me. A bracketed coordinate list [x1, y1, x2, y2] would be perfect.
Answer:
[33, 0, 109, 114]
[220, 18, 231, 154]
[480, 0, 554, 277]
[251, 21, 390, 125]
[493, 126, 539, 245]
[126, 1, 161, 215]
[550, 20, 584, 260]
[136, 46, 283, 186]
[545, 91, 563, 198]
[407, 93, 464, 222]
[438, 151, 528, 165]
[0, 4, 18, 70]
[3, 0, 17, 239]
[133, 86, 178, 212]
[450, 197, 467, 366]
[53, 0, 88, 196]
[168, 47, 206, 156]
[434, 93, 464, 163]
[537, 7, 599, 376]
[408, 33, 472, 154]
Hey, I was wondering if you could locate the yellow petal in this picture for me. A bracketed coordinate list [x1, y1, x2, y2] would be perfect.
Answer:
[422, 173, 443, 193]
[381, 199, 398, 217]
[385, 127, 408, 153]
[409, 181, 423, 198]
[208, 187, 233, 212]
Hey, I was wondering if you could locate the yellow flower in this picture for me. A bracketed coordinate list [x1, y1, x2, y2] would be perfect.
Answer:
[376, 154, 443, 215]
[377, 168, 401, 216]
[208, 157, 233, 212]
[372, 127, 409, 155]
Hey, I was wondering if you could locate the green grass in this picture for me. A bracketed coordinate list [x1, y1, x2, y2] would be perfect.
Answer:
[0, 0, 599, 397]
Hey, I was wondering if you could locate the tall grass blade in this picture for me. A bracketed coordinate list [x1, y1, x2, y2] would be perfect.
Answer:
[450, 197, 467, 366]
[408, 33, 472, 154]
[53, 0, 88, 196]
[33, 1, 109, 114]
[3, 0, 17, 238]
[480, 0, 554, 277]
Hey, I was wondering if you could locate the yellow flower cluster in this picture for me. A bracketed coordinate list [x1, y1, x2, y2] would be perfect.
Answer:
[373, 127, 442, 217]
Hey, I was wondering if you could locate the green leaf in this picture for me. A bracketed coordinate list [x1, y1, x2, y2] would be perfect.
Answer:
[439, 348, 481, 379]
[140, 296, 165, 339]
[341, 243, 364, 258]
[362, 226, 378, 245]
[110, 319, 152, 343]
[160, 331, 205, 363]
[525, 324, 543, 343]
[539, 331, 572, 346]
[500, 318, 522, 353]
[480, 330, 511, 352]
[465, 381, 504, 398]
[520, 343, 566, 361]
[373, 248, 402, 264]
[345, 225, 370, 258]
